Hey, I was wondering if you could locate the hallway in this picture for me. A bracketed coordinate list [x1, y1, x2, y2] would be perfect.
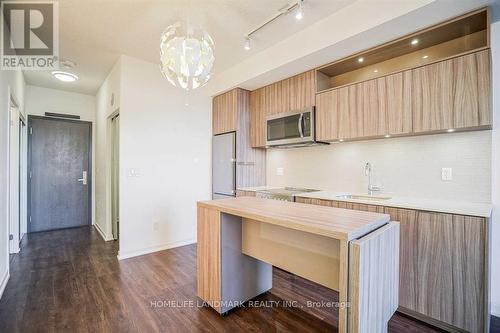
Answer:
[0, 227, 491, 333]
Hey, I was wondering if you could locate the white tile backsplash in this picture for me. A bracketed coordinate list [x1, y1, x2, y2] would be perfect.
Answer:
[266, 131, 492, 202]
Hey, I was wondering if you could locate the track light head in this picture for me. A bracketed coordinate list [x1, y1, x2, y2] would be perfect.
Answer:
[295, 0, 303, 20]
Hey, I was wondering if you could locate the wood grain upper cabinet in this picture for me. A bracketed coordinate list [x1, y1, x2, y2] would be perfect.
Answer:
[315, 89, 339, 141]
[413, 50, 491, 133]
[358, 78, 388, 137]
[212, 90, 237, 135]
[290, 70, 316, 110]
[453, 49, 491, 129]
[250, 87, 266, 148]
[250, 70, 315, 148]
[412, 58, 454, 133]
[386, 71, 412, 135]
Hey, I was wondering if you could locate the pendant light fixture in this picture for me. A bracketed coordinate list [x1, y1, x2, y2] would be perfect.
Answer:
[160, 22, 215, 91]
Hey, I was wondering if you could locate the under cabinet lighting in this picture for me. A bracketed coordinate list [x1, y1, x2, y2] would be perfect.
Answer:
[411, 38, 419, 45]
[339, 139, 344, 142]
[384, 134, 391, 138]
[358, 57, 364, 63]
[447, 129, 455, 133]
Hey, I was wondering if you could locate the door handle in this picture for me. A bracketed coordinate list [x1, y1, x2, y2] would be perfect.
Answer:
[78, 171, 87, 185]
[298, 113, 304, 137]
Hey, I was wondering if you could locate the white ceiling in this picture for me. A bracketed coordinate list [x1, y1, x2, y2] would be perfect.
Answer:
[23, 0, 354, 95]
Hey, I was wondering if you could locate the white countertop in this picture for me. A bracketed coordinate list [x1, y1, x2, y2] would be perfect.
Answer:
[237, 186, 281, 192]
[237, 187, 492, 218]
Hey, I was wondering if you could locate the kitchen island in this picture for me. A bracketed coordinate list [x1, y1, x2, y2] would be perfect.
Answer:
[197, 197, 400, 333]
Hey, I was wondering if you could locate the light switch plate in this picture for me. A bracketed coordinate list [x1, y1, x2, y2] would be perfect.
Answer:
[441, 168, 452, 181]
[276, 167, 284, 176]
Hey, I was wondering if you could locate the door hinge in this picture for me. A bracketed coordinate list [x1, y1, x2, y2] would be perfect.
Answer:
[30, 127, 33, 135]
[9, 234, 13, 240]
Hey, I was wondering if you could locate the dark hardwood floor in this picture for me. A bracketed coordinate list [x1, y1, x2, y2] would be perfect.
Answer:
[0, 226, 492, 332]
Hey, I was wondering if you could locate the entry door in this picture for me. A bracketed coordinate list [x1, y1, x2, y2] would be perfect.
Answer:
[28, 117, 92, 232]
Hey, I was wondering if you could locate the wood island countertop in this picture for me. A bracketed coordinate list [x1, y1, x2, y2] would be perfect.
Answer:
[197, 196, 390, 241]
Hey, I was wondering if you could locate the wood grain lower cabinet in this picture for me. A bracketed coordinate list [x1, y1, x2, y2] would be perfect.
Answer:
[414, 212, 486, 333]
[384, 208, 419, 311]
[235, 190, 256, 197]
[196, 206, 221, 312]
[296, 197, 489, 333]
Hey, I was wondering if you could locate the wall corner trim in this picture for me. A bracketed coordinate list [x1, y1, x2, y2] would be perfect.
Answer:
[117, 239, 197, 260]
[93, 224, 113, 242]
[0, 271, 10, 300]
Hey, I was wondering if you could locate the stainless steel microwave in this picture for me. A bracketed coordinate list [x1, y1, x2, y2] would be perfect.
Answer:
[266, 108, 321, 147]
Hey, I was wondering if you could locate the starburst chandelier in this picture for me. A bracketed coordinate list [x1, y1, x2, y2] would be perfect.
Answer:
[160, 22, 215, 91]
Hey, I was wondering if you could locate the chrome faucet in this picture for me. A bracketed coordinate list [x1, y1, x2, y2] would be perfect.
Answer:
[365, 162, 381, 195]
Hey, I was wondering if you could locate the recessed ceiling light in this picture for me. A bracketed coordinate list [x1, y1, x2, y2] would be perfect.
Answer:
[422, 55, 429, 59]
[447, 128, 455, 133]
[52, 71, 78, 82]
[244, 37, 251, 50]
[411, 38, 419, 45]
[358, 57, 364, 63]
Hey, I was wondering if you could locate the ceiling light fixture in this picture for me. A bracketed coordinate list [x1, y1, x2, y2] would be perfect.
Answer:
[160, 22, 215, 91]
[243, 1, 305, 49]
[358, 57, 364, 63]
[244, 37, 251, 50]
[295, 0, 304, 20]
[52, 71, 78, 82]
[411, 38, 419, 45]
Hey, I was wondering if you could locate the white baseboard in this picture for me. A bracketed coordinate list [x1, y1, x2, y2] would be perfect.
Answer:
[0, 270, 10, 300]
[93, 223, 114, 242]
[117, 239, 196, 260]
[492, 302, 500, 317]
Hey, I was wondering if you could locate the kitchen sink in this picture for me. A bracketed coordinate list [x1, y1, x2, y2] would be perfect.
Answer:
[335, 194, 392, 201]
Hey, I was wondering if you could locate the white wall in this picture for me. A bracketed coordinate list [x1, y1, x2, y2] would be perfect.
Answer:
[95, 59, 121, 240]
[0, 67, 25, 297]
[116, 55, 211, 259]
[267, 131, 491, 203]
[25, 85, 97, 230]
[489, 17, 500, 317]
